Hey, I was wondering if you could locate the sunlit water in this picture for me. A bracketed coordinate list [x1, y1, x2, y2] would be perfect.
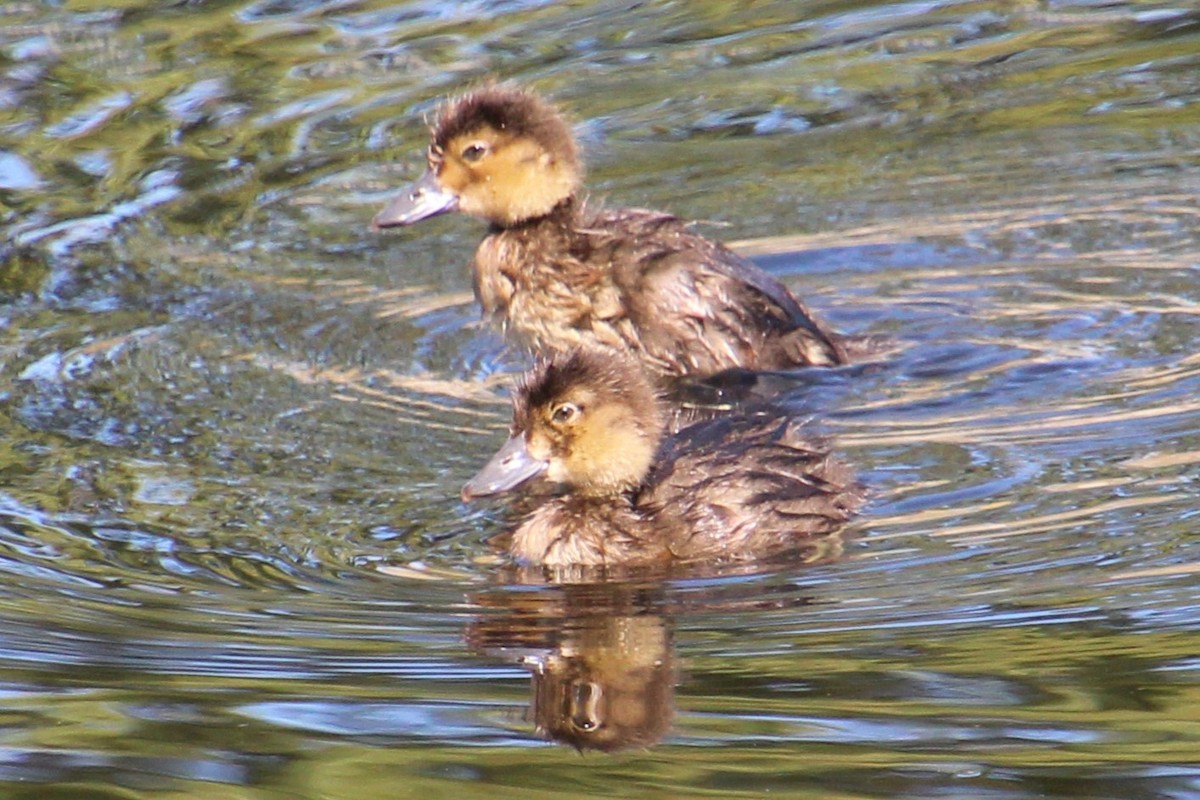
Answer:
[1, 0, 1199, 797]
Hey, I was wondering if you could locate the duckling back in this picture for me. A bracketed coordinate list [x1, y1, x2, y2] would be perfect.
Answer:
[640, 414, 864, 562]
[473, 201, 846, 378]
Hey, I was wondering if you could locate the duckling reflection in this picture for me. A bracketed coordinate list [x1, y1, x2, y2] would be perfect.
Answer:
[463, 349, 863, 568]
[467, 582, 673, 751]
[466, 572, 830, 750]
[373, 84, 849, 379]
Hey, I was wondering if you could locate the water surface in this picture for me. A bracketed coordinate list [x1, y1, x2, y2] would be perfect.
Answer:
[1, 0, 1199, 797]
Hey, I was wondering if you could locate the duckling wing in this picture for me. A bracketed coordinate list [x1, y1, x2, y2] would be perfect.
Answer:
[639, 416, 863, 560]
[587, 208, 845, 371]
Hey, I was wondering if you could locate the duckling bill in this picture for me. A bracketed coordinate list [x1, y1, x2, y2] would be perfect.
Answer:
[463, 349, 863, 568]
[374, 85, 849, 379]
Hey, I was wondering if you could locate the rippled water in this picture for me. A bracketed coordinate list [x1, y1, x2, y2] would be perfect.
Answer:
[2, 0, 1199, 797]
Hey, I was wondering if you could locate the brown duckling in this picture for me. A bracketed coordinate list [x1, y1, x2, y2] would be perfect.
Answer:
[462, 349, 863, 568]
[373, 85, 848, 379]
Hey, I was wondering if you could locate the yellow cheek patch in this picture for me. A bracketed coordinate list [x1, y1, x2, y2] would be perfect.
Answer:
[567, 405, 656, 494]
[440, 129, 578, 224]
[526, 430, 555, 462]
[436, 159, 471, 194]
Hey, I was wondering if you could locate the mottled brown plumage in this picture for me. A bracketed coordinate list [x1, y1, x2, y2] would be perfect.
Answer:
[373, 85, 848, 378]
[462, 350, 863, 568]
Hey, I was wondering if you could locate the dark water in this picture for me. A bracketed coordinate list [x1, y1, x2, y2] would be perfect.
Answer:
[2, 0, 1200, 797]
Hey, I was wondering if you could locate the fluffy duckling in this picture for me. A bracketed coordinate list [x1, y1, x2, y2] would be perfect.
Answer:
[373, 85, 848, 379]
[462, 350, 863, 568]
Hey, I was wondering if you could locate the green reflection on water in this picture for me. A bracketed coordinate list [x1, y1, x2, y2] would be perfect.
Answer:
[0, 0, 1199, 797]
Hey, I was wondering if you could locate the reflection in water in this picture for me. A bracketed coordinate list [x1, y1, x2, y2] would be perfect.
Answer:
[469, 582, 675, 751]
[467, 568, 831, 751]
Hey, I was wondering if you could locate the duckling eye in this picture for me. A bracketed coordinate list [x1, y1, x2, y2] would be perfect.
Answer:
[551, 403, 579, 424]
[461, 142, 489, 162]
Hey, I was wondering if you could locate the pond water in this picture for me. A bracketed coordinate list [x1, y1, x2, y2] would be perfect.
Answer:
[2, 0, 1200, 797]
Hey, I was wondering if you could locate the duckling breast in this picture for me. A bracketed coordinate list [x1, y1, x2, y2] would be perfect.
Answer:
[511, 497, 670, 567]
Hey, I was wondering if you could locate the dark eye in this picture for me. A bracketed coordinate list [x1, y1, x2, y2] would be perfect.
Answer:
[551, 403, 579, 424]
[461, 142, 488, 162]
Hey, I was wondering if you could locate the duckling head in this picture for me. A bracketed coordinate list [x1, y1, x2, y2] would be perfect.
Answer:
[374, 85, 582, 229]
[463, 351, 665, 501]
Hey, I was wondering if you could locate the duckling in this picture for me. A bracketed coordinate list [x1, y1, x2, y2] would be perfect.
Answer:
[462, 349, 863, 568]
[373, 85, 849, 379]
